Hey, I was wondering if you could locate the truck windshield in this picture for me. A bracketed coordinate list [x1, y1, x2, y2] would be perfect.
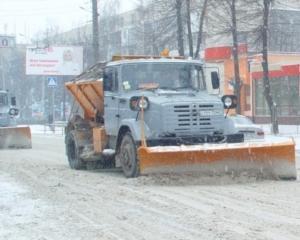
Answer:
[0, 93, 8, 106]
[121, 62, 205, 91]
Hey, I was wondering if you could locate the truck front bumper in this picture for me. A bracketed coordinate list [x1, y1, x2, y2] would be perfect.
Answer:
[144, 133, 244, 147]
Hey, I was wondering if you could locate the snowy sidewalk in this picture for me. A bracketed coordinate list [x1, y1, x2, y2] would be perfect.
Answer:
[29, 124, 65, 136]
[260, 124, 300, 153]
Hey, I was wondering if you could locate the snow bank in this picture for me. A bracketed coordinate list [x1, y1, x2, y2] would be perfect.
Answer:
[29, 124, 65, 136]
[259, 124, 300, 152]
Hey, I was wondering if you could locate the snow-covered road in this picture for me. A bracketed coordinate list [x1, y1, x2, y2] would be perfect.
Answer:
[0, 133, 300, 240]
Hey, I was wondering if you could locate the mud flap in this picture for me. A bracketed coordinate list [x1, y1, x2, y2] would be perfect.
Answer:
[137, 137, 297, 180]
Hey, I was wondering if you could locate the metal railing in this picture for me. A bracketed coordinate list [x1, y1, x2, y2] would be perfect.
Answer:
[43, 121, 67, 136]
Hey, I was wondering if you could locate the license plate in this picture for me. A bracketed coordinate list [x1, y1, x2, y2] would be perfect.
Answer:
[199, 110, 213, 116]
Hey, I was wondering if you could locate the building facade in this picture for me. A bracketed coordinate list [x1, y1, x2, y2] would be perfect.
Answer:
[251, 54, 300, 124]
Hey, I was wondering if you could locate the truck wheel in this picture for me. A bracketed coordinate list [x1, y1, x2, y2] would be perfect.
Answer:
[119, 132, 140, 178]
[66, 131, 85, 170]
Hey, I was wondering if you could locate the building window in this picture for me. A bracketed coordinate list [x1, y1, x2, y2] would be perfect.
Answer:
[255, 80, 269, 115]
[255, 76, 300, 116]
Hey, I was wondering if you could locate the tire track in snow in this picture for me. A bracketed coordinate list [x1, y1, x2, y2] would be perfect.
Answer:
[147, 186, 300, 239]
[2, 153, 211, 240]
[13, 165, 208, 240]
[8, 167, 138, 240]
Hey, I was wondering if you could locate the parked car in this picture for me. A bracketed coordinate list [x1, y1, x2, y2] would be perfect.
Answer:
[229, 115, 264, 140]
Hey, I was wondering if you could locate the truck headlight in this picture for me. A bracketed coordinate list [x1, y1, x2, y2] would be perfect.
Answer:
[224, 97, 232, 108]
[221, 95, 237, 109]
[138, 98, 149, 110]
[130, 96, 150, 111]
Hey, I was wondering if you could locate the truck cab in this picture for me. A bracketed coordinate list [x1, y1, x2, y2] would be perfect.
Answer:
[103, 59, 240, 146]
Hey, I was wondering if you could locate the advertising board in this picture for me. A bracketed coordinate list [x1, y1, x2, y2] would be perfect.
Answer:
[26, 46, 83, 76]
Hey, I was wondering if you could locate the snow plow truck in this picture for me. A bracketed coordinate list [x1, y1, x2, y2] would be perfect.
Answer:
[0, 90, 32, 148]
[64, 56, 296, 179]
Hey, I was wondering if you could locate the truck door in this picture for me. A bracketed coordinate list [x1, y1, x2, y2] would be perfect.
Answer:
[103, 67, 120, 136]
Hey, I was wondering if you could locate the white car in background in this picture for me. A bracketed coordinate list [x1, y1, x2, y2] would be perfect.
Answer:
[229, 115, 265, 140]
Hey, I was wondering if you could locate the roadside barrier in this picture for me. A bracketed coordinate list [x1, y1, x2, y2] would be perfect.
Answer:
[43, 121, 66, 135]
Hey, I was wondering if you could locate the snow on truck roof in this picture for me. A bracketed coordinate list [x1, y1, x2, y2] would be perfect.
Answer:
[107, 58, 204, 66]
[73, 62, 106, 82]
[72, 57, 203, 82]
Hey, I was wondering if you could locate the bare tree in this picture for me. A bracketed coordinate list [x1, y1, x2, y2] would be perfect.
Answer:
[133, 0, 178, 55]
[230, 0, 242, 114]
[261, 0, 279, 133]
[175, 0, 185, 56]
[186, 0, 193, 57]
[207, 0, 260, 113]
[194, 0, 209, 59]
[101, 0, 120, 15]
[206, 0, 242, 112]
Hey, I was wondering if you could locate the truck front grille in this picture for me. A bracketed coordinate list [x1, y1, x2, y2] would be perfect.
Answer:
[163, 103, 223, 135]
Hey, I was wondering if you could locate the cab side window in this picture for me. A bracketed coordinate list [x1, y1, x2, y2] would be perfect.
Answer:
[103, 67, 118, 92]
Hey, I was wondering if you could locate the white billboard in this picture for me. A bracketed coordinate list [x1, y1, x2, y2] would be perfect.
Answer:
[26, 46, 83, 76]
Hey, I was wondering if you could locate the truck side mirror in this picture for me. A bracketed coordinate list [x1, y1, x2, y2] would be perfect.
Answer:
[211, 71, 220, 89]
[11, 97, 16, 106]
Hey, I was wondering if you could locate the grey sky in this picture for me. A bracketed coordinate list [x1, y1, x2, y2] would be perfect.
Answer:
[0, 0, 137, 43]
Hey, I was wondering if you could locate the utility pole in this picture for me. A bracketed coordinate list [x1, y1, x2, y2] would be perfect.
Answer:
[92, 0, 99, 64]
[0, 55, 5, 89]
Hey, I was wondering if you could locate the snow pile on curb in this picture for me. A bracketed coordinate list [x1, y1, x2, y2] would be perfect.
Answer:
[29, 124, 65, 136]
[259, 124, 300, 152]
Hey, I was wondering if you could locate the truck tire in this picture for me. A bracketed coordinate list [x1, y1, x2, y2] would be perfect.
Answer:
[66, 130, 85, 170]
[119, 132, 140, 178]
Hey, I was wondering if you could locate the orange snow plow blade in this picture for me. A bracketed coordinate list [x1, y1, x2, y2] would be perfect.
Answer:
[0, 126, 32, 149]
[138, 137, 297, 180]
